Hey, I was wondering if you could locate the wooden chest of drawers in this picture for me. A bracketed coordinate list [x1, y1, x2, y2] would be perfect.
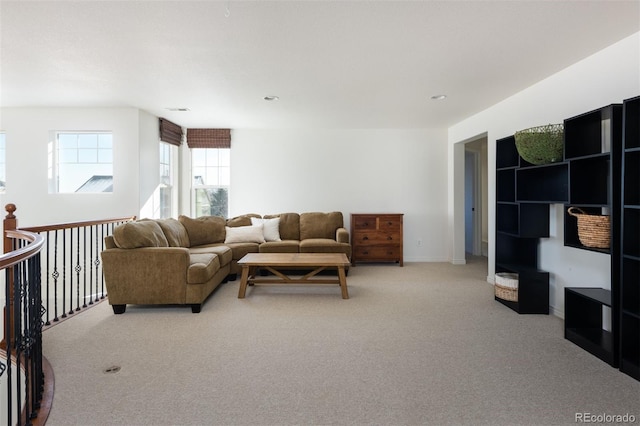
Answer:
[350, 213, 403, 266]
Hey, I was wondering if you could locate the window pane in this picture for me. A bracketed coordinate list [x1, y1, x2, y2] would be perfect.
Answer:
[206, 149, 219, 166]
[59, 149, 78, 163]
[97, 148, 112, 163]
[78, 133, 98, 149]
[78, 149, 97, 163]
[219, 149, 230, 166]
[219, 167, 230, 185]
[194, 187, 228, 218]
[58, 134, 77, 149]
[192, 149, 207, 167]
[98, 133, 112, 148]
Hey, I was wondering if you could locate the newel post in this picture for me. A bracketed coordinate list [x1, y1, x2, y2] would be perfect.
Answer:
[1, 203, 17, 350]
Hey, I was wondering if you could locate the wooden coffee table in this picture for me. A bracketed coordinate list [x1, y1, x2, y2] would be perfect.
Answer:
[237, 253, 350, 299]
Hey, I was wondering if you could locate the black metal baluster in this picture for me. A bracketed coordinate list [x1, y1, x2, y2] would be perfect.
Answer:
[95, 224, 101, 302]
[52, 230, 59, 322]
[89, 225, 94, 305]
[45, 231, 51, 326]
[75, 227, 81, 312]
[61, 229, 67, 318]
[83, 226, 88, 308]
[14, 260, 24, 426]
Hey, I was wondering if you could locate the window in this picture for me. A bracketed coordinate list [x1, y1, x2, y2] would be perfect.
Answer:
[0, 133, 5, 193]
[192, 148, 230, 218]
[159, 142, 176, 218]
[48, 132, 113, 193]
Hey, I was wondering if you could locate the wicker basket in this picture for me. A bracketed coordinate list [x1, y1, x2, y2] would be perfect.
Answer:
[514, 124, 564, 165]
[567, 207, 610, 249]
[495, 272, 518, 302]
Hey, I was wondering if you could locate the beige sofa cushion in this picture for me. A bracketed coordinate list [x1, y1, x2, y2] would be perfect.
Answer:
[265, 213, 300, 241]
[156, 218, 190, 247]
[259, 240, 299, 253]
[112, 220, 169, 249]
[188, 245, 233, 266]
[300, 212, 344, 240]
[179, 215, 226, 246]
[187, 253, 220, 284]
[300, 239, 352, 257]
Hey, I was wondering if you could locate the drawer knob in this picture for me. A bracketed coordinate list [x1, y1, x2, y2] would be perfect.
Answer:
[388, 222, 393, 225]
[363, 236, 369, 240]
[363, 251, 368, 255]
[387, 236, 392, 240]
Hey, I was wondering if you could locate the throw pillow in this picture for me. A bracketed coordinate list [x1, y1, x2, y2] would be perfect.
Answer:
[224, 225, 266, 244]
[178, 215, 226, 246]
[156, 218, 190, 247]
[112, 220, 169, 249]
[251, 217, 281, 242]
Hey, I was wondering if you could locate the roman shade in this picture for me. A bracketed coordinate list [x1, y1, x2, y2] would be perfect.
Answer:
[186, 129, 231, 149]
[159, 118, 183, 146]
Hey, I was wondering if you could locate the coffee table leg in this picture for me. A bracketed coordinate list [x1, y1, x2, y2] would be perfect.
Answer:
[238, 266, 250, 298]
[338, 266, 349, 299]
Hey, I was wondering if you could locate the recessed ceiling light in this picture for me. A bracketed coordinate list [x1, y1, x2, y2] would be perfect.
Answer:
[431, 95, 447, 100]
[166, 107, 190, 111]
[263, 95, 279, 101]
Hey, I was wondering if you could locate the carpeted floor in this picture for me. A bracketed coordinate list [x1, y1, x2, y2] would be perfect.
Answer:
[43, 258, 640, 426]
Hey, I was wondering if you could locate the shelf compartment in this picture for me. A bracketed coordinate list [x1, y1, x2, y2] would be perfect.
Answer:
[496, 233, 538, 267]
[564, 104, 622, 159]
[569, 155, 610, 205]
[623, 208, 640, 258]
[497, 169, 515, 202]
[621, 257, 639, 316]
[516, 163, 568, 202]
[495, 265, 549, 314]
[623, 96, 639, 150]
[496, 136, 519, 169]
[620, 314, 640, 380]
[623, 150, 639, 205]
[496, 203, 549, 237]
[564, 205, 611, 254]
[565, 287, 617, 366]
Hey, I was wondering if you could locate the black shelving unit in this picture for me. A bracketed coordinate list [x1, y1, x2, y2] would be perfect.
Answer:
[565, 288, 615, 365]
[495, 136, 554, 314]
[620, 96, 640, 380]
[564, 103, 623, 369]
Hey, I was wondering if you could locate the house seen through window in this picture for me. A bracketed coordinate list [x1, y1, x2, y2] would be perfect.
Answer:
[192, 148, 229, 218]
[49, 132, 113, 193]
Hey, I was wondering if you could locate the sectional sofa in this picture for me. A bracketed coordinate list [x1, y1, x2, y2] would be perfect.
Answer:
[101, 212, 351, 314]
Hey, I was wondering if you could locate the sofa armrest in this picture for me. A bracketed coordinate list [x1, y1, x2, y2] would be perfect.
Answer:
[336, 227, 349, 244]
[101, 247, 192, 304]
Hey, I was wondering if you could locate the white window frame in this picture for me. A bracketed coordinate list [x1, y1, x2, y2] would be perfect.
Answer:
[48, 131, 113, 194]
[158, 142, 178, 218]
[191, 148, 230, 218]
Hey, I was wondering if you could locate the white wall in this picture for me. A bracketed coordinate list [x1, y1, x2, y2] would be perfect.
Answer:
[447, 32, 640, 317]
[0, 107, 141, 227]
[230, 128, 449, 261]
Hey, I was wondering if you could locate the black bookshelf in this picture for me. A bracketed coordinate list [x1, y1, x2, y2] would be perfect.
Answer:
[564, 103, 623, 369]
[620, 96, 640, 380]
[495, 136, 554, 314]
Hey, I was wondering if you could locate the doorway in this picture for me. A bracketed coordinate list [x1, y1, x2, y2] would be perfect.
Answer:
[464, 137, 488, 259]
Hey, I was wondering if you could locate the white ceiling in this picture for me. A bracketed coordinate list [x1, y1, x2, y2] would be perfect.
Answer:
[1, 0, 639, 129]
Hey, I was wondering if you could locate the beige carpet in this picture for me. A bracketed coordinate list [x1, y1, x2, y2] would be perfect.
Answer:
[43, 258, 640, 426]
